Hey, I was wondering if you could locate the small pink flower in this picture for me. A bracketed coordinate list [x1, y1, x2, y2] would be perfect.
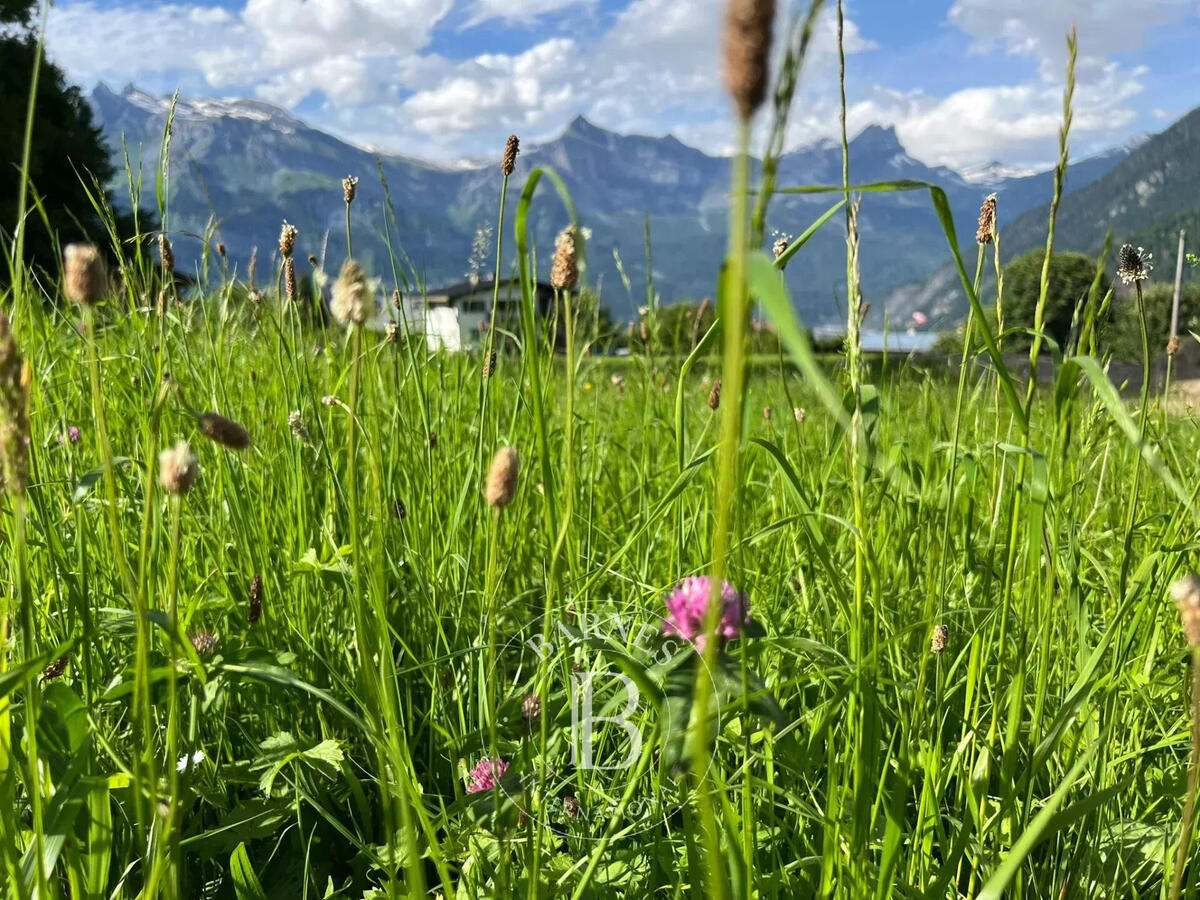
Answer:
[663, 576, 751, 650]
[67, 426, 81, 443]
[911, 310, 928, 326]
[467, 757, 509, 794]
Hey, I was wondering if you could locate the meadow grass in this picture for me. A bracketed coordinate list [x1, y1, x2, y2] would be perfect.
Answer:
[5, 1, 1200, 898]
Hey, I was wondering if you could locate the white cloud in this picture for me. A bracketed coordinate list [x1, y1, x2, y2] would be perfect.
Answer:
[464, 0, 594, 28]
[44, 0, 1187, 171]
[949, 0, 1194, 63]
[400, 38, 583, 136]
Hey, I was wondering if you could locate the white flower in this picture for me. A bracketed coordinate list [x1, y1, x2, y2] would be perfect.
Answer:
[177, 750, 205, 773]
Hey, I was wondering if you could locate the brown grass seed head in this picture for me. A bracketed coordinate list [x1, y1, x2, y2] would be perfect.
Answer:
[976, 194, 997, 245]
[159, 440, 198, 494]
[64, 243, 106, 305]
[723, 0, 775, 121]
[0, 312, 29, 497]
[199, 412, 252, 450]
[502, 134, 520, 176]
[485, 446, 519, 508]
[279, 222, 298, 258]
[1173, 574, 1200, 648]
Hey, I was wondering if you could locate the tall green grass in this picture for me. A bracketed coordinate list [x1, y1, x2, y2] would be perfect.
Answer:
[3, 2, 1200, 898]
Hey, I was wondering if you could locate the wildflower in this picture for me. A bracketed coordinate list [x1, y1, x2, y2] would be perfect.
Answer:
[249, 574, 263, 625]
[198, 412, 252, 451]
[288, 411, 312, 445]
[158, 440, 198, 494]
[64, 244, 106, 305]
[40, 655, 70, 684]
[279, 222, 298, 259]
[467, 757, 509, 793]
[1118, 244, 1152, 284]
[331, 259, 373, 326]
[793, 407, 806, 424]
[158, 233, 175, 272]
[65, 426, 81, 444]
[772, 236, 789, 259]
[976, 194, 997, 245]
[522, 692, 541, 721]
[176, 750, 205, 773]
[342, 175, 358, 204]
[1172, 574, 1200, 648]
[930, 624, 949, 654]
[189, 630, 220, 658]
[563, 795, 582, 820]
[911, 310, 928, 326]
[611, 373, 624, 387]
[723, 0, 775, 121]
[707, 379, 722, 410]
[485, 446, 519, 508]
[551, 225, 580, 291]
[502, 134, 520, 176]
[662, 576, 751, 650]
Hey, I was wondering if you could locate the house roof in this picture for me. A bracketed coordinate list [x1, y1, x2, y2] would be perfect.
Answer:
[423, 276, 553, 303]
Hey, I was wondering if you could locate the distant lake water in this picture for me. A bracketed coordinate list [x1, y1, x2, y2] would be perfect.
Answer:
[811, 328, 941, 353]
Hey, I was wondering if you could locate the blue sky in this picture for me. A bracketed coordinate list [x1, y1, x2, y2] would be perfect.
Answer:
[41, 0, 1200, 170]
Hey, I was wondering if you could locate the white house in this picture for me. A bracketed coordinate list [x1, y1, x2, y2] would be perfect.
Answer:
[418, 277, 554, 351]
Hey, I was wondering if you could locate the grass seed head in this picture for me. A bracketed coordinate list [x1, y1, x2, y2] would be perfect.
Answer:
[1118, 244, 1152, 284]
[249, 573, 263, 624]
[502, 134, 520, 176]
[331, 259, 373, 326]
[342, 175, 358, 204]
[1168, 335, 1181, 357]
[976, 194, 997, 244]
[1172, 574, 1200, 648]
[772, 236, 789, 259]
[930, 624, 949, 653]
[159, 440, 198, 494]
[723, 0, 775, 121]
[158, 233, 175, 271]
[64, 244, 106, 306]
[284, 257, 297, 302]
[551, 225, 580, 291]
[708, 379, 722, 410]
[485, 446, 519, 508]
[199, 412, 252, 451]
[0, 312, 29, 496]
[279, 222, 298, 259]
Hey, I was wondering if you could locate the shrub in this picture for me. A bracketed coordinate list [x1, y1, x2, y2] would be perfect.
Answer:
[1002, 249, 1104, 349]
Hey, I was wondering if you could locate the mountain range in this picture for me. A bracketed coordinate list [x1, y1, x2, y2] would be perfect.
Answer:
[888, 105, 1200, 324]
[89, 83, 1148, 325]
